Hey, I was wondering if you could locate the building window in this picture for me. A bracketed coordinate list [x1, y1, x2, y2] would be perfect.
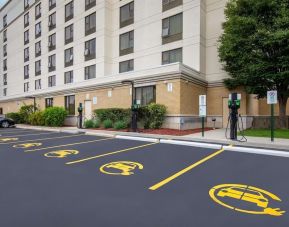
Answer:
[35, 79, 41, 90]
[85, 0, 96, 10]
[24, 12, 29, 27]
[85, 12, 96, 36]
[24, 82, 29, 92]
[24, 47, 29, 62]
[24, 65, 29, 79]
[48, 54, 56, 72]
[135, 86, 156, 106]
[49, 0, 56, 10]
[120, 1, 134, 28]
[3, 15, 7, 27]
[162, 0, 183, 12]
[65, 24, 73, 44]
[48, 33, 56, 51]
[119, 59, 134, 73]
[48, 75, 56, 87]
[3, 59, 7, 71]
[64, 71, 73, 84]
[35, 60, 41, 76]
[3, 30, 7, 42]
[3, 44, 7, 57]
[84, 65, 96, 80]
[3, 74, 7, 85]
[35, 3, 41, 20]
[65, 1, 74, 22]
[35, 41, 41, 57]
[162, 13, 183, 44]
[35, 22, 41, 38]
[162, 48, 183, 65]
[24, 0, 30, 9]
[84, 38, 96, 61]
[119, 31, 134, 56]
[162, 48, 182, 65]
[65, 95, 75, 115]
[3, 88, 7, 96]
[45, 98, 53, 108]
[64, 48, 73, 67]
[24, 30, 29, 45]
[48, 12, 56, 31]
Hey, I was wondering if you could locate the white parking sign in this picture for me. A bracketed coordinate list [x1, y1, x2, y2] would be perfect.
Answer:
[267, 90, 278, 104]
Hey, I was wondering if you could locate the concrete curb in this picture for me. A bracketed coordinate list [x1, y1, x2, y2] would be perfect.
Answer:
[115, 135, 159, 143]
[160, 139, 222, 150]
[85, 131, 115, 138]
[224, 146, 289, 158]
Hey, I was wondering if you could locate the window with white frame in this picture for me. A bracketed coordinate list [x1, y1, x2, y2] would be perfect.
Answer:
[162, 48, 182, 65]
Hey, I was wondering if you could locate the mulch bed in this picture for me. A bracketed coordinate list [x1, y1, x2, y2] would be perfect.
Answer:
[90, 127, 214, 136]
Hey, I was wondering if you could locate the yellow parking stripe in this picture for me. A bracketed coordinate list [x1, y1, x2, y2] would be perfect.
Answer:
[0, 134, 84, 145]
[66, 142, 158, 165]
[0, 132, 57, 138]
[149, 147, 226, 191]
[24, 138, 113, 153]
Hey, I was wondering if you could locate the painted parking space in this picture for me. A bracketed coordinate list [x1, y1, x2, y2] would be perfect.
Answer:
[0, 130, 288, 227]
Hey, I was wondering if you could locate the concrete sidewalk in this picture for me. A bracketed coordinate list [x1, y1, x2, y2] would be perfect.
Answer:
[15, 124, 289, 151]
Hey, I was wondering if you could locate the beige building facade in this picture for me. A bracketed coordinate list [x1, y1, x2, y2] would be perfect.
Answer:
[0, 0, 288, 129]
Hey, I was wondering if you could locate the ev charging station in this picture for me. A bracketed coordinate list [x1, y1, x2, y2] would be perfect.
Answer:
[228, 93, 242, 140]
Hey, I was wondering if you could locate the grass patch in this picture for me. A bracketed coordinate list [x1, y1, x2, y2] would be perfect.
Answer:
[240, 129, 289, 139]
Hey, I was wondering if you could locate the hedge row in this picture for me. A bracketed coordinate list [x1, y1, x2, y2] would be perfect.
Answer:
[6, 106, 67, 127]
[90, 104, 167, 129]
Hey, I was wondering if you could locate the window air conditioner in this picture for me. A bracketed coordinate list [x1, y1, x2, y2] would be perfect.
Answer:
[84, 49, 90, 56]
[162, 28, 169, 37]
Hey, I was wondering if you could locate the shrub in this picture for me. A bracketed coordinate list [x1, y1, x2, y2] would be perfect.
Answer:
[94, 108, 130, 123]
[138, 103, 167, 129]
[5, 112, 23, 124]
[103, 119, 113, 129]
[114, 120, 128, 130]
[42, 107, 67, 127]
[93, 119, 100, 128]
[19, 104, 36, 124]
[84, 119, 94, 128]
[28, 111, 45, 126]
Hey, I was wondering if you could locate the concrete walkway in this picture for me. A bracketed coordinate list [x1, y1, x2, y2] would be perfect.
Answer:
[15, 124, 289, 151]
[183, 128, 289, 150]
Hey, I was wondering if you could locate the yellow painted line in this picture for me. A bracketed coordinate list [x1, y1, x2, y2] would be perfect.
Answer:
[0, 134, 83, 145]
[25, 138, 113, 153]
[66, 142, 158, 165]
[0, 132, 58, 138]
[149, 147, 227, 191]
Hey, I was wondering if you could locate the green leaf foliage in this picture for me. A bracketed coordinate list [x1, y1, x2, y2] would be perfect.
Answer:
[28, 111, 45, 126]
[114, 120, 128, 130]
[19, 105, 36, 124]
[84, 119, 94, 128]
[5, 112, 24, 124]
[42, 107, 67, 127]
[94, 108, 131, 123]
[138, 103, 167, 129]
[103, 119, 113, 129]
[219, 0, 289, 127]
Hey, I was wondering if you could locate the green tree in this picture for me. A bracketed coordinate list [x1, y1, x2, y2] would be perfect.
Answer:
[219, 0, 289, 128]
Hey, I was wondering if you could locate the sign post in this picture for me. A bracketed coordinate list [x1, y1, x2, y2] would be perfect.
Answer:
[267, 90, 278, 142]
[199, 95, 207, 137]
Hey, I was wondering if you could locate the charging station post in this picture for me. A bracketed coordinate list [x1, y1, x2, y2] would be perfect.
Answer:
[199, 95, 207, 137]
[267, 90, 277, 142]
[228, 93, 241, 140]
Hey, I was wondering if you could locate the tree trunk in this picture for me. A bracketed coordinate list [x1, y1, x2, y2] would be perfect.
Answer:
[278, 96, 288, 129]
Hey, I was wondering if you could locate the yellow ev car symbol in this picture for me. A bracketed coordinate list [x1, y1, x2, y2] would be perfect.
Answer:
[100, 161, 144, 176]
[0, 138, 18, 142]
[44, 150, 79, 158]
[209, 184, 286, 216]
[13, 143, 42, 148]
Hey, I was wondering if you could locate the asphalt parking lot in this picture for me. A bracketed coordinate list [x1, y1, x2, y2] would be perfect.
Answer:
[0, 128, 288, 227]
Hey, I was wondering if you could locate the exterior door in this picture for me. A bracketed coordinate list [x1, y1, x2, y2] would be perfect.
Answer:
[223, 98, 230, 128]
[84, 100, 92, 120]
